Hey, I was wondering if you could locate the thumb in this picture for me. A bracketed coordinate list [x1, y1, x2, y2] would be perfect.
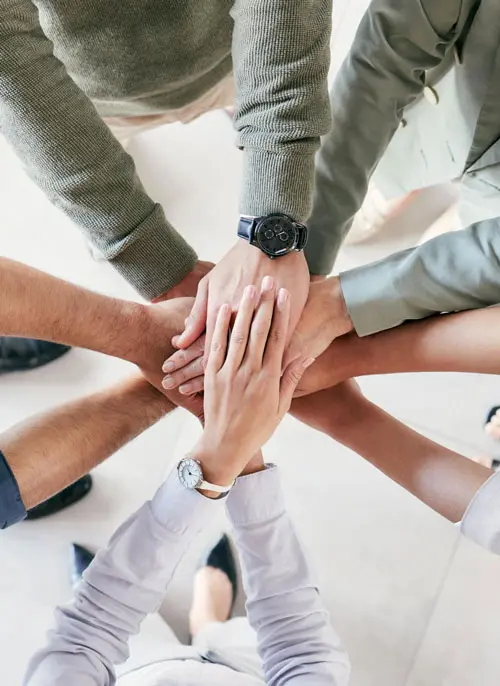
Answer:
[279, 357, 315, 413]
[175, 279, 209, 349]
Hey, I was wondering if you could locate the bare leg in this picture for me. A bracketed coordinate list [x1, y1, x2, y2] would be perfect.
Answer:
[189, 568, 234, 637]
[2, 375, 174, 510]
[291, 382, 493, 523]
[299, 306, 500, 396]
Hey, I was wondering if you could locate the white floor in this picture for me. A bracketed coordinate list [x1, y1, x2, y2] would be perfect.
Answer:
[2, 7, 500, 686]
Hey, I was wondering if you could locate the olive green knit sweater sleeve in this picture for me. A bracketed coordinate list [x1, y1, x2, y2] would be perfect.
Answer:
[0, 1, 197, 300]
[231, 0, 333, 223]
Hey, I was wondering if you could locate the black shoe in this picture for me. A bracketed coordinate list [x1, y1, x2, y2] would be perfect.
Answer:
[0, 337, 71, 374]
[25, 475, 93, 520]
[70, 543, 95, 587]
[200, 534, 238, 614]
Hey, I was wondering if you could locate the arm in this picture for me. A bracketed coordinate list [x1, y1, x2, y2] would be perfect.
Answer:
[0, 256, 192, 376]
[340, 220, 500, 336]
[298, 300, 500, 397]
[24, 470, 223, 686]
[0, 1, 196, 298]
[306, 0, 473, 274]
[177, 0, 333, 352]
[231, 0, 332, 222]
[1, 375, 174, 522]
[24, 280, 308, 685]
[291, 382, 500, 555]
[227, 467, 350, 685]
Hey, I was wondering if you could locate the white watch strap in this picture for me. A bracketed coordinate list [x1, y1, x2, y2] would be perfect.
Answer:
[199, 478, 235, 493]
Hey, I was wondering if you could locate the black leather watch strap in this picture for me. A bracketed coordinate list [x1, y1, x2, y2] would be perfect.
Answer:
[296, 224, 308, 251]
[237, 217, 255, 243]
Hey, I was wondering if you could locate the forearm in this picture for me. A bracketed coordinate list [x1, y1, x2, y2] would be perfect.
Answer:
[227, 468, 350, 685]
[2, 375, 174, 511]
[25, 471, 223, 686]
[306, 0, 468, 274]
[340, 220, 500, 336]
[232, 0, 332, 221]
[0, 257, 155, 365]
[0, 1, 196, 298]
[301, 306, 500, 396]
[291, 385, 492, 524]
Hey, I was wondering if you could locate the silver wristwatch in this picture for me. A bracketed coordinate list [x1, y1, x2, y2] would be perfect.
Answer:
[177, 457, 235, 494]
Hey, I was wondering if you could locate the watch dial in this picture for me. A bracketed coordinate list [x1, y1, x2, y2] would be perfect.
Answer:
[178, 459, 202, 489]
[255, 216, 299, 257]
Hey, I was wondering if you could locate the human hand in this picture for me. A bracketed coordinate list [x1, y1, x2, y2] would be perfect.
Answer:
[160, 278, 354, 398]
[153, 260, 214, 301]
[133, 298, 204, 421]
[284, 275, 353, 367]
[189, 278, 314, 486]
[174, 240, 310, 358]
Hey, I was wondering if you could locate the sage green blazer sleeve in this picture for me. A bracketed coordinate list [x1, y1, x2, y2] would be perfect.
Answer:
[341, 220, 500, 336]
[306, 0, 475, 275]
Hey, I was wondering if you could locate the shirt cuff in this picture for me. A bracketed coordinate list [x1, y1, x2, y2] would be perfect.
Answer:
[240, 150, 315, 223]
[107, 204, 198, 301]
[0, 450, 26, 529]
[460, 470, 500, 554]
[225, 465, 285, 526]
[339, 253, 411, 337]
[150, 468, 225, 535]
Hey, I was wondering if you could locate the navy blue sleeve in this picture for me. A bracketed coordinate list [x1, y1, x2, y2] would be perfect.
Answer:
[0, 450, 26, 529]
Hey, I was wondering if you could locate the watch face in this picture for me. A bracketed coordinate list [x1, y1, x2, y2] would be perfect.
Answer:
[254, 215, 299, 257]
[178, 458, 203, 489]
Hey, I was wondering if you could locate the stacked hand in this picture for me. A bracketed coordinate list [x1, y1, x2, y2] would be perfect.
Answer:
[187, 278, 314, 486]
[173, 240, 310, 359]
[161, 274, 354, 397]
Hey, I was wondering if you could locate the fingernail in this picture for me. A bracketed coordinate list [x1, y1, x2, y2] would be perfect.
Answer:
[162, 361, 174, 373]
[262, 276, 274, 291]
[245, 285, 256, 299]
[162, 376, 175, 389]
[171, 335, 180, 348]
[180, 384, 192, 395]
[303, 357, 315, 368]
[278, 288, 289, 307]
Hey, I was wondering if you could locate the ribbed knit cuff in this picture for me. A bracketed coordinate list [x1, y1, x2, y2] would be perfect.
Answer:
[108, 204, 198, 301]
[240, 149, 315, 223]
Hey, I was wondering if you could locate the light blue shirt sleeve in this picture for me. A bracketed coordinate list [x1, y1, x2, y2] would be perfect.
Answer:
[24, 472, 224, 686]
[227, 467, 350, 685]
[24, 466, 349, 686]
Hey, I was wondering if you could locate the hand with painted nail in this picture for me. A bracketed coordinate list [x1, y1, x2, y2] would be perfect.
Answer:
[162, 275, 276, 396]
[190, 279, 314, 486]
[171, 240, 310, 363]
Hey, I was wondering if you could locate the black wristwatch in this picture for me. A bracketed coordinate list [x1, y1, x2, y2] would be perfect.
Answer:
[237, 213, 308, 259]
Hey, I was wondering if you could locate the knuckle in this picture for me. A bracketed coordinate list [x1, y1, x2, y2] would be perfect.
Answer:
[287, 368, 303, 384]
[175, 351, 186, 366]
[231, 331, 246, 346]
[270, 328, 283, 343]
[253, 323, 270, 338]
[211, 340, 224, 353]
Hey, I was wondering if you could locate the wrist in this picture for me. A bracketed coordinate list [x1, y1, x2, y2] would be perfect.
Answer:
[191, 436, 249, 488]
[124, 302, 159, 367]
[109, 374, 175, 416]
[328, 276, 353, 335]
